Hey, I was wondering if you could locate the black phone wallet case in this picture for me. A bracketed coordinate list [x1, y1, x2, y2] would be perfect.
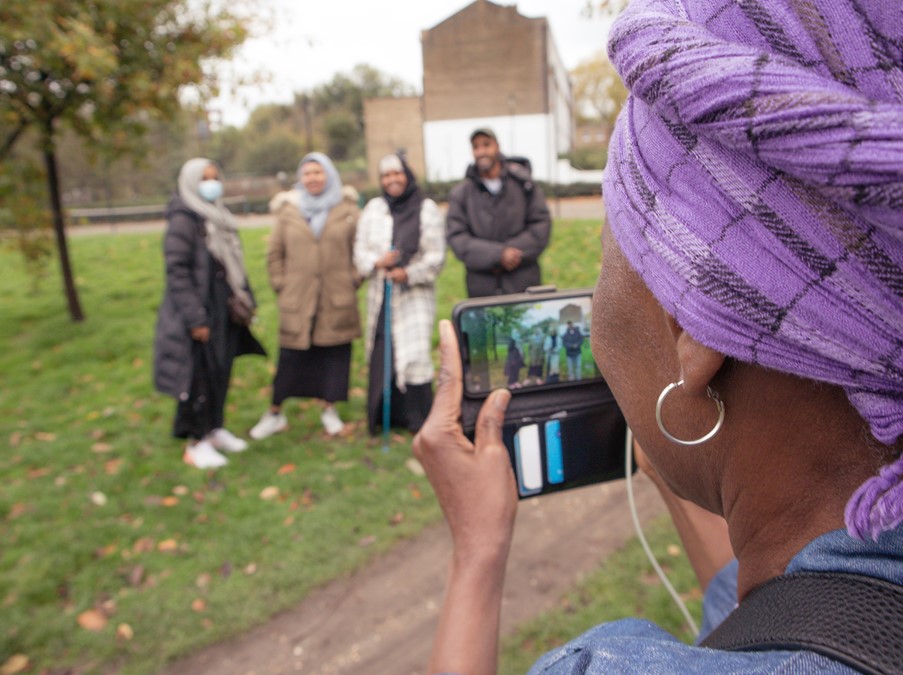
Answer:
[461, 379, 631, 499]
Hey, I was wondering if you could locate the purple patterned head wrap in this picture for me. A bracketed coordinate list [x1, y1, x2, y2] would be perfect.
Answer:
[604, 0, 903, 539]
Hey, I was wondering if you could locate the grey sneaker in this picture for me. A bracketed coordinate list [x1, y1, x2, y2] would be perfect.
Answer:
[249, 412, 288, 440]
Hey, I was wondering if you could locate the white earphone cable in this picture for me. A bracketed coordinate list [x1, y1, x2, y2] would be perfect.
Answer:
[624, 426, 700, 636]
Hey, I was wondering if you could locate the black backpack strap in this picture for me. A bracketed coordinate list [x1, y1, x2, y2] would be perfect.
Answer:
[700, 572, 903, 674]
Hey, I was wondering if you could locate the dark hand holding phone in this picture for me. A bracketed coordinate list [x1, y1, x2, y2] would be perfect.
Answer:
[453, 287, 632, 498]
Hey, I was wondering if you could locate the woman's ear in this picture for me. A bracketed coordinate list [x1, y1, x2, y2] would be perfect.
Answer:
[663, 313, 726, 396]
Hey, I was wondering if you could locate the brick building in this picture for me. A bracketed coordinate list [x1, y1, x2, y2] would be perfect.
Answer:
[364, 0, 578, 185]
[363, 97, 425, 183]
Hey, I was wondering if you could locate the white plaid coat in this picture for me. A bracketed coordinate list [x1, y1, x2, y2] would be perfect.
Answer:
[354, 197, 446, 390]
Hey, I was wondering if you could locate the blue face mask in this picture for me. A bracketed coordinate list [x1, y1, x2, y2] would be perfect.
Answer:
[198, 179, 224, 202]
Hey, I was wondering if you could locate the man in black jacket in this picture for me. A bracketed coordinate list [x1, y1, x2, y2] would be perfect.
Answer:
[446, 128, 551, 297]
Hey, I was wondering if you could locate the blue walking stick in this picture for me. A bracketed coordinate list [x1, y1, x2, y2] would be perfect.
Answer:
[382, 276, 393, 452]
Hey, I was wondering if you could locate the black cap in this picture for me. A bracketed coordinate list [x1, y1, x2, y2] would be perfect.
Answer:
[470, 127, 497, 143]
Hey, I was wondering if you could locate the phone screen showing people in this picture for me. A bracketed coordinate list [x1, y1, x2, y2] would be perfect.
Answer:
[505, 410, 629, 498]
[456, 292, 601, 396]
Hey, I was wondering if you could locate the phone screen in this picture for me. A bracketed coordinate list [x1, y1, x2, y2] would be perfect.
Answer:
[456, 292, 602, 396]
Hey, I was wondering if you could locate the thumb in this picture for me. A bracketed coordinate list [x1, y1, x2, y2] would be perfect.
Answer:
[474, 388, 511, 452]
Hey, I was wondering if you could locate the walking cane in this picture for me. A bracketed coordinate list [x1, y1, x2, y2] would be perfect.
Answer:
[382, 276, 393, 453]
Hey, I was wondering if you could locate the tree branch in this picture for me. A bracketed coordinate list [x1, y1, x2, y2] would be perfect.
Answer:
[0, 119, 27, 161]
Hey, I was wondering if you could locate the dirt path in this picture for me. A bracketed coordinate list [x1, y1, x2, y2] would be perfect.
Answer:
[162, 475, 664, 675]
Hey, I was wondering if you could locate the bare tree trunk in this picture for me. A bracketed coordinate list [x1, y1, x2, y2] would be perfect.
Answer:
[42, 123, 85, 322]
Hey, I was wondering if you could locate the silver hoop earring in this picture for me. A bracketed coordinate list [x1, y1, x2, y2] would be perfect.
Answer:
[655, 380, 724, 446]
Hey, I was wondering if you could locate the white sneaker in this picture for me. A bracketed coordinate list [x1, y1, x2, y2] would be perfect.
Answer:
[208, 428, 248, 453]
[249, 411, 288, 440]
[321, 406, 344, 436]
[184, 440, 228, 469]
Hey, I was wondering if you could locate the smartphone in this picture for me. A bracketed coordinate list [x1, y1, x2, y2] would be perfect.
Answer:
[453, 287, 631, 498]
[453, 287, 602, 397]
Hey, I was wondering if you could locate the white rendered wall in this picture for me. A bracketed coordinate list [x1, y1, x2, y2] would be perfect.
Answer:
[423, 114, 557, 182]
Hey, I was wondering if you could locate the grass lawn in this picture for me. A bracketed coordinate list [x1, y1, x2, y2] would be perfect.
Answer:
[1, 218, 609, 672]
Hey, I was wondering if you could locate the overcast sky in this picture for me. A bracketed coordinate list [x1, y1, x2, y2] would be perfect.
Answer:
[209, 0, 612, 127]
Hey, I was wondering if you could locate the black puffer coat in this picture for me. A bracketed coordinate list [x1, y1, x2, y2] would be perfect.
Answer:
[153, 196, 264, 401]
[446, 156, 551, 297]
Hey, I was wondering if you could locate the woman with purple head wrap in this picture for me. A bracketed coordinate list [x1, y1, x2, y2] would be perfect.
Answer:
[410, 0, 903, 673]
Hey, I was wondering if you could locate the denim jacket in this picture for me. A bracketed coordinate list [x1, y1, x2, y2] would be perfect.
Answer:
[527, 525, 903, 674]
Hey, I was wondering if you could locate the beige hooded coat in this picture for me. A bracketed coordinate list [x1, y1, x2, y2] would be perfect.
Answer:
[267, 189, 362, 349]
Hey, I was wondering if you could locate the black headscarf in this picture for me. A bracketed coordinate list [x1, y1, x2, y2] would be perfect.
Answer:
[382, 154, 424, 269]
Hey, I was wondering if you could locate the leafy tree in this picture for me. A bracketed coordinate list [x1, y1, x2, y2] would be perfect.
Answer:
[0, 159, 52, 291]
[240, 130, 303, 176]
[323, 110, 360, 161]
[570, 50, 628, 129]
[311, 64, 415, 138]
[582, 0, 629, 18]
[0, 0, 249, 321]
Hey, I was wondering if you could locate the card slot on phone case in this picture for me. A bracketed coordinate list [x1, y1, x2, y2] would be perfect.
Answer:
[503, 406, 630, 499]
[514, 424, 543, 497]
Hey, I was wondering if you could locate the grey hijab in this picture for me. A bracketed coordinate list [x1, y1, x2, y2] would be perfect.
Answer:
[295, 152, 343, 238]
[177, 158, 253, 312]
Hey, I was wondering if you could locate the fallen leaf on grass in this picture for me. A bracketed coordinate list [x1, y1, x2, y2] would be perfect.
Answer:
[389, 512, 405, 526]
[243, 562, 258, 575]
[126, 566, 145, 587]
[116, 623, 134, 641]
[191, 598, 206, 612]
[409, 485, 422, 500]
[172, 485, 189, 496]
[259, 486, 280, 500]
[1, 653, 29, 675]
[132, 357, 144, 368]
[283, 515, 295, 526]
[196, 573, 211, 588]
[89, 429, 105, 440]
[300, 489, 315, 507]
[27, 467, 50, 479]
[391, 433, 406, 443]
[358, 535, 376, 547]
[8, 432, 22, 448]
[133, 537, 155, 553]
[90, 491, 108, 506]
[161, 496, 179, 507]
[94, 544, 117, 559]
[157, 539, 178, 552]
[77, 609, 108, 631]
[34, 432, 56, 442]
[667, 544, 682, 557]
[277, 463, 296, 475]
[91, 442, 113, 453]
[105, 459, 122, 475]
[7, 503, 27, 520]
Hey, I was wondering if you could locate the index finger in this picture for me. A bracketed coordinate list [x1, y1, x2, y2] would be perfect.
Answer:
[431, 319, 463, 420]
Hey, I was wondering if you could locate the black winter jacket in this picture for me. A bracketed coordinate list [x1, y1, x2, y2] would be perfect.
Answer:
[153, 196, 264, 400]
[446, 157, 551, 297]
